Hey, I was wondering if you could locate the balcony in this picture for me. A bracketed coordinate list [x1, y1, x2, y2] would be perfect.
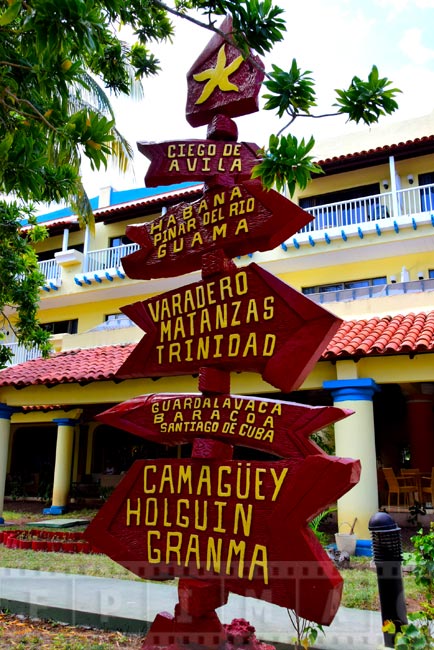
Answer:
[1, 341, 42, 367]
[84, 243, 139, 273]
[300, 183, 434, 232]
[307, 278, 434, 305]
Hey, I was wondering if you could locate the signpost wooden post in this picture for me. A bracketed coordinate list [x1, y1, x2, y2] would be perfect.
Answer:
[84, 17, 361, 649]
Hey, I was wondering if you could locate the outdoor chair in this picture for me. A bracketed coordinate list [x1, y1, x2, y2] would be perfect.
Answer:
[421, 468, 434, 507]
[401, 468, 422, 502]
[382, 467, 417, 507]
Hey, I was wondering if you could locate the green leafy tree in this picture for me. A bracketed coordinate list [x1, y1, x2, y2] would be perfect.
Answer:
[0, 0, 400, 367]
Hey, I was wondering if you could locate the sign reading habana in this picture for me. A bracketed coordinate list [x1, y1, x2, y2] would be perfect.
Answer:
[122, 180, 313, 280]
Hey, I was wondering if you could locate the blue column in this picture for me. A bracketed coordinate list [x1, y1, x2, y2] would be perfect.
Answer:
[323, 379, 379, 547]
[0, 404, 17, 525]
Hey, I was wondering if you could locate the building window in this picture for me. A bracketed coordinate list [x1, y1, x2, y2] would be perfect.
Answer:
[109, 235, 131, 248]
[302, 276, 387, 295]
[41, 319, 78, 335]
[428, 270, 434, 279]
[418, 172, 434, 212]
[87, 313, 134, 331]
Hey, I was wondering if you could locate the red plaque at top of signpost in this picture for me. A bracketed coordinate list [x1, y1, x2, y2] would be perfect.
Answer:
[185, 16, 265, 127]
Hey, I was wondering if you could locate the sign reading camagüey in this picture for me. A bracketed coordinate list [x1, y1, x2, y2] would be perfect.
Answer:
[87, 454, 358, 623]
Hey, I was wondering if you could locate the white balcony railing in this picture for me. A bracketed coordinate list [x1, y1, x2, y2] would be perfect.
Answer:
[307, 277, 434, 305]
[2, 342, 42, 367]
[300, 183, 434, 232]
[38, 258, 61, 282]
[85, 243, 139, 273]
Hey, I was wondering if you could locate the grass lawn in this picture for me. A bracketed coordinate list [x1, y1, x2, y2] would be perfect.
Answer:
[0, 506, 422, 611]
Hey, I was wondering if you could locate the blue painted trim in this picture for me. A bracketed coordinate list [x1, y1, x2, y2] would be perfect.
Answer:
[281, 242, 287, 251]
[83, 276, 91, 285]
[431, 214, 434, 227]
[341, 230, 347, 242]
[412, 218, 417, 230]
[0, 404, 17, 419]
[105, 271, 113, 281]
[308, 235, 315, 247]
[116, 268, 125, 279]
[376, 223, 381, 236]
[49, 282, 58, 291]
[94, 273, 102, 283]
[0, 517, 4, 525]
[74, 277, 82, 286]
[248, 253, 253, 258]
[43, 286, 50, 292]
[323, 378, 379, 402]
[53, 418, 77, 426]
[358, 227, 363, 239]
[43, 506, 68, 515]
[293, 238, 300, 249]
[324, 233, 330, 244]
[109, 182, 197, 207]
[393, 220, 399, 233]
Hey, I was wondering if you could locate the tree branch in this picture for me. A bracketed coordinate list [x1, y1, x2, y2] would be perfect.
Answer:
[3, 90, 57, 131]
[0, 60, 32, 71]
[150, 0, 268, 78]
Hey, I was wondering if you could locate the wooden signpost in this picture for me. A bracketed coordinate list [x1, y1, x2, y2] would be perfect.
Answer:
[85, 17, 360, 650]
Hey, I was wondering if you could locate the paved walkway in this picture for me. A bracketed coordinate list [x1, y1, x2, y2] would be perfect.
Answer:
[0, 567, 385, 648]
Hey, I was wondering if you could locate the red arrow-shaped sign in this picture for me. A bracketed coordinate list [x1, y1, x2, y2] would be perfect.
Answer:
[96, 393, 352, 459]
[84, 454, 361, 625]
[138, 140, 261, 187]
[116, 263, 341, 393]
[122, 180, 313, 281]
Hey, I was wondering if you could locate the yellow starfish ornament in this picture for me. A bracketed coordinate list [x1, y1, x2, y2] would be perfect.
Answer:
[193, 44, 244, 105]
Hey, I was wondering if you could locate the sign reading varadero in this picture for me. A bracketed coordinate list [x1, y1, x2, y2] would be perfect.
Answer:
[85, 16, 361, 649]
[117, 263, 340, 394]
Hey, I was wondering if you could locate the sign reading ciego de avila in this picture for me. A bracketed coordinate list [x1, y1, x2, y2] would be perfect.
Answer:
[139, 140, 261, 187]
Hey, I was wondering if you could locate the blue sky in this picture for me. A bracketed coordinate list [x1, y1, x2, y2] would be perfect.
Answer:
[82, 0, 434, 197]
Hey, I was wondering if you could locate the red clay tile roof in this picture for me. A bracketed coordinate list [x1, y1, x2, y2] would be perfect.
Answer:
[0, 344, 135, 388]
[317, 136, 434, 174]
[324, 312, 434, 359]
[1, 312, 434, 388]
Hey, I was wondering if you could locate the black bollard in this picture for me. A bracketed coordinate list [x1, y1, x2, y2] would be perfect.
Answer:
[369, 511, 408, 648]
